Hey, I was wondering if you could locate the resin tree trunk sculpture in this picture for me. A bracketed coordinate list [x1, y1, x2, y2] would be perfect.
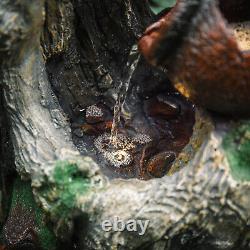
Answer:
[0, 0, 250, 250]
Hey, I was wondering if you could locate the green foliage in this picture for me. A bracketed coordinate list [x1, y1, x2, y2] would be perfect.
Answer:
[223, 122, 250, 182]
[37, 160, 91, 235]
[51, 161, 90, 215]
[149, 0, 176, 14]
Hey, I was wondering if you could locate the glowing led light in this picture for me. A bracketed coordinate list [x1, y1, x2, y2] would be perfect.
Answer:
[94, 133, 152, 168]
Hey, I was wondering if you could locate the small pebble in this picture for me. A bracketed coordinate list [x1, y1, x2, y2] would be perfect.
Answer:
[86, 104, 105, 124]
[73, 128, 84, 138]
[147, 151, 176, 178]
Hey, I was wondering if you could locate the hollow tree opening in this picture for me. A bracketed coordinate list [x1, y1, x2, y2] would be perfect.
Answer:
[1, 0, 250, 250]
[43, 0, 196, 180]
[219, 0, 250, 51]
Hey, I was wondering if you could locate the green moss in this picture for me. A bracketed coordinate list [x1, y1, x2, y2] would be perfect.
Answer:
[9, 178, 57, 250]
[223, 122, 250, 182]
[37, 160, 91, 229]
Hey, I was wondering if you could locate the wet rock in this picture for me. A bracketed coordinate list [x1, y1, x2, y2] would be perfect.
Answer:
[147, 151, 176, 178]
[85, 104, 105, 124]
[145, 97, 180, 119]
[73, 128, 84, 138]
[81, 121, 113, 136]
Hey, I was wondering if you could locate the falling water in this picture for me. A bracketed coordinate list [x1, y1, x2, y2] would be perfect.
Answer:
[110, 45, 140, 147]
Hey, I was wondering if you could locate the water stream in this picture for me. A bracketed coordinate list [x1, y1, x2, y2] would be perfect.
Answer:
[110, 45, 140, 147]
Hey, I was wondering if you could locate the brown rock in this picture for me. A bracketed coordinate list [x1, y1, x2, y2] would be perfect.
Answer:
[139, 0, 250, 116]
[146, 151, 176, 178]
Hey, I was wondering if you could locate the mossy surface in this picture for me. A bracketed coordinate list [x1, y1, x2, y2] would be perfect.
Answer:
[8, 178, 57, 250]
[223, 122, 250, 182]
[37, 160, 91, 233]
